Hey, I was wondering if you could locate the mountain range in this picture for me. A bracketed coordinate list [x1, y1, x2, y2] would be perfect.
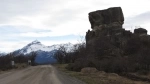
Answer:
[12, 40, 73, 64]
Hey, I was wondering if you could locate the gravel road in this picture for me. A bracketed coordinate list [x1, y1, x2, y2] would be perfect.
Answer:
[0, 65, 86, 84]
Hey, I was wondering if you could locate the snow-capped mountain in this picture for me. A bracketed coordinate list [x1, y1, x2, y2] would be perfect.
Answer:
[13, 40, 73, 64]
[0, 52, 7, 56]
[17, 40, 59, 54]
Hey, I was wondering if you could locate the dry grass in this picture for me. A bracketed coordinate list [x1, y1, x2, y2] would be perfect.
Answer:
[54, 64, 150, 84]
[15, 63, 28, 69]
[81, 67, 98, 73]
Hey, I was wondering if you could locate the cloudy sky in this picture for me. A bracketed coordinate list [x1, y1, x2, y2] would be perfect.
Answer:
[0, 0, 150, 52]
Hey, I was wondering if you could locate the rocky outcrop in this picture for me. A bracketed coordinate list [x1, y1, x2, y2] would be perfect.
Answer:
[89, 7, 124, 30]
[134, 28, 147, 36]
[68, 7, 150, 73]
[86, 7, 150, 59]
[86, 7, 127, 57]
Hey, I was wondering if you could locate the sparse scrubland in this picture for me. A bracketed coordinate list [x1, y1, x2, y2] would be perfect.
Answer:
[0, 52, 37, 71]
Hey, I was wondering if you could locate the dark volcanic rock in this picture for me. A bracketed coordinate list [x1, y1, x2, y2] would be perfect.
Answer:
[86, 7, 150, 59]
[134, 28, 147, 36]
[86, 7, 130, 58]
[89, 7, 124, 30]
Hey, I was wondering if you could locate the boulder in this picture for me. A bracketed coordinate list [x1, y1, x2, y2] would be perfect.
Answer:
[89, 7, 124, 30]
[134, 28, 147, 36]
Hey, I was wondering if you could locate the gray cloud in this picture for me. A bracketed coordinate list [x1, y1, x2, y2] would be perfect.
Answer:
[0, 25, 51, 33]
[43, 8, 87, 27]
[0, 0, 150, 52]
[124, 11, 150, 29]
[0, 0, 64, 23]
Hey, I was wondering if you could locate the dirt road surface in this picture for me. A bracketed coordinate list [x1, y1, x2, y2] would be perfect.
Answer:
[0, 65, 86, 84]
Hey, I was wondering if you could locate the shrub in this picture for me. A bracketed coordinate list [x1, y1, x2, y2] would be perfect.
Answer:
[137, 70, 149, 75]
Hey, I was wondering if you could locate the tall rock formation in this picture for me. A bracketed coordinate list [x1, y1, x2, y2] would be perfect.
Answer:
[86, 7, 131, 58]
[86, 7, 150, 59]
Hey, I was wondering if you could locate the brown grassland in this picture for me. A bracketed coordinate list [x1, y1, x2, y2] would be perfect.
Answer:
[55, 64, 150, 84]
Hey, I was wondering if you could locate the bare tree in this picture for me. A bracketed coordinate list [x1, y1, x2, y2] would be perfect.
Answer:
[54, 45, 68, 64]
